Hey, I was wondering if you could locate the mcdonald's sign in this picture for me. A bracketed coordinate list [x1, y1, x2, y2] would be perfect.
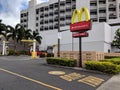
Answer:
[70, 7, 91, 32]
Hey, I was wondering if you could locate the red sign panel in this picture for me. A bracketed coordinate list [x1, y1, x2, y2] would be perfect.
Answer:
[72, 32, 88, 38]
[70, 20, 91, 32]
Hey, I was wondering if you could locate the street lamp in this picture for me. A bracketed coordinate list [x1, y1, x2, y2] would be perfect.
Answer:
[57, 0, 60, 57]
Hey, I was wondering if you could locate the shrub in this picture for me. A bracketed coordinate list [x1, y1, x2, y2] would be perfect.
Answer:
[8, 50, 15, 55]
[100, 58, 120, 65]
[8, 50, 29, 56]
[85, 61, 120, 74]
[46, 57, 77, 67]
[19, 50, 28, 55]
[105, 56, 120, 59]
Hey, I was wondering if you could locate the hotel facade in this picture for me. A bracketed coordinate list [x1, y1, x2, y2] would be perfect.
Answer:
[20, 0, 120, 52]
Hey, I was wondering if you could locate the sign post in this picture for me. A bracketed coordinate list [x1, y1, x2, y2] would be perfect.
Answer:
[79, 37, 82, 67]
[70, 7, 92, 67]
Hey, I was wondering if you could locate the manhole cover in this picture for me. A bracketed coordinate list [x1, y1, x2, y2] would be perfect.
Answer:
[48, 71, 65, 75]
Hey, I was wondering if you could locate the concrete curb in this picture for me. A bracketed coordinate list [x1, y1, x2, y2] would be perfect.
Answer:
[44, 64, 108, 75]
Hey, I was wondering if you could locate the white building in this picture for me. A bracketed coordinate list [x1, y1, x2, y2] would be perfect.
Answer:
[20, 0, 120, 52]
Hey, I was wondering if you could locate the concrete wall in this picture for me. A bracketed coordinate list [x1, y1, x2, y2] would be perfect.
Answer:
[40, 22, 112, 52]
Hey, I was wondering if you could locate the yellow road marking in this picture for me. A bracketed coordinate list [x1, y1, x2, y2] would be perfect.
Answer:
[0, 68, 62, 90]
[78, 76, 104, 87]
[60, 72, 85, 82]
[48, 71, 65, 75]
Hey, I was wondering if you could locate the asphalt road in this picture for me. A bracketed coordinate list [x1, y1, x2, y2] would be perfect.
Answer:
[0, 56, 112, 90]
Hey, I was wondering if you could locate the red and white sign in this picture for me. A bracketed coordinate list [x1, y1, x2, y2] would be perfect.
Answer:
[70, 20, 91, 32]
[72, 32, 88, 38]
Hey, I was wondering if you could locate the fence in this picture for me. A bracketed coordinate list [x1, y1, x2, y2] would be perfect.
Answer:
[54, 51, 105, 66]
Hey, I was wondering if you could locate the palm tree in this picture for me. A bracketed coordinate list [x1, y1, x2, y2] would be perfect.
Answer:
[32, 30, 42, 44]
[1, 25, 14, 41]
[0, 20, 6, 36]
[23, 29, 32, 39]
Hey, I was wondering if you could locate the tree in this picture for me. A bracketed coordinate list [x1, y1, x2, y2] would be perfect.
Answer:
[112, 28, 120, 49]
[1, 25, 14, 41]
[32, 30, 42, 44]
[0, 20, 6, 36]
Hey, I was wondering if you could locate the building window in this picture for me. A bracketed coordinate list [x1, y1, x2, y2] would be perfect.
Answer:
[36, 17, 39, 20]
[45, 7, 48, 11]
[49, 4, 53, 9]
[49, 19, 53, 23]
[45, 27, 48, 30]
[24, 25, 27, 28]
[24, 13, 27, 17]
[36, 23, 38, 27]
[91, 18, 97, 22]
[49, 12, 53, 16]
[21, 14, 23, 17]
[40, 19, 44, 24]
[49, 26, 53, 30]
[36, 9, 39, 14]
[40, 7, 44, 12]
[24, 19, 27, 22]
[54, 3, 58, 7]
[21, 20, 23, 23]
[45, 13, 48, 17]
[66, 15, 71, 19]
[40, 14, 44, 18]
[36, 29, 38, 31]
[40, 26, 44, 31]
[99, 19, 106, 22]
[45, 20, 48, 24]
[60, 1, 65, 6]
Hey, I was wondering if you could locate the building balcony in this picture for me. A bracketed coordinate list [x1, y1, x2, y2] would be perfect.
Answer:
[54, 3, 58, 8]
[99, 13, 106, 17]
[90, 1, 97, 4]
[72, 4, 76, 9]
[109, 8, 116, 11]
[109, 4, 116, 8]
[49, 26, 53, 30]
[40, 14, 44, 18]
[90, 6, 97, 9]
[108, 0, 116, 2]
[109, 13, 117, 19]
[66, 4, 71, 8]
[90, 15, 97, 18]
[91, 18, 97, 22]
[60, 1, 65, 6]
[99, 4, 106, 8]
[54, 24, 58, 29]
[54, 11, 58, 15]
[99, 17, 106, 22]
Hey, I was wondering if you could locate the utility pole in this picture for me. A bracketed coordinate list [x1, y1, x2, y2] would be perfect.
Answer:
[58, 0, 60, 57]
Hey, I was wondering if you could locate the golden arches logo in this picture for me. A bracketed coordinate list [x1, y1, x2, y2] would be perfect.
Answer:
[71, 7, 90, 24]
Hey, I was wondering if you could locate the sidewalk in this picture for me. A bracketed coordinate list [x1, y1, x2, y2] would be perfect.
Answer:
[97, 74, 120, 90]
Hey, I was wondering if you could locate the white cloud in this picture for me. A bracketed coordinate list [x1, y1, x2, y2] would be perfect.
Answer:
[0, 0, 48, 27]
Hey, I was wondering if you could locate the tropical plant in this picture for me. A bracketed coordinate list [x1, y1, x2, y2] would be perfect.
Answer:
[1, 25, 11, 41]
[32, 30, 42, 44]
[112, 28, 120, 49]
[0, 20, 6, 36]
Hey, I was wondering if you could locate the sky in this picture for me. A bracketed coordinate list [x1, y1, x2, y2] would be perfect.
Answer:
[0, 0, 48, 27]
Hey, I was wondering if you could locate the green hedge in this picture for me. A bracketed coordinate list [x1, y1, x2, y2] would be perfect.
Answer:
[101, 58, 120, 65]
[46, 57, 77, 67]
[105, 56, 120, 59]
[85, 61, 120, 74]
[8, 50, 28, 56]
